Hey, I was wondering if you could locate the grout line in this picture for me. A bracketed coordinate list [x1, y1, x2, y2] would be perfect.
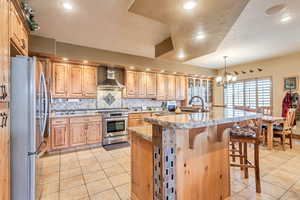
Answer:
[77, 147, 91, 200]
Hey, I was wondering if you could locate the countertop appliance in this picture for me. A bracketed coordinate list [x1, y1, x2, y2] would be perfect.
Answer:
[11, 56, 49, 200]
[167, 101, 177, 112]
[101, 109, 128, 145]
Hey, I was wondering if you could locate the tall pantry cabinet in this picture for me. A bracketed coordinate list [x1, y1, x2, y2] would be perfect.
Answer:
[0, 0, 10, 199]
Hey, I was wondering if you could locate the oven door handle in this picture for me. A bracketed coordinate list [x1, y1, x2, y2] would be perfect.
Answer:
[104, 118, 128, 122]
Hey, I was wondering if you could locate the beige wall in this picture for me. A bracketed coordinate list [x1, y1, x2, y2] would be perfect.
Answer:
[214, 52, 300, 116]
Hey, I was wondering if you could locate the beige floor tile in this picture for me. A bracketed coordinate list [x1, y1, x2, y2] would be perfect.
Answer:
[40, 166, 60, 176]
[60, 161, 81, 171]
[289, 179, 300, 195]
[81, 163, 102, 174]
[60, 185, 89, 200]
[115, 183, 131, 200]
[109, 173, 130, 187]
[95, 154, 114, 162]
[86, 178, 113, 196]
[90, 189, 120, 200]
[280, 191, 300, 200]
[225, 195, 248, 200]
[83, 170, 106, 183]
[100, 160, 120, 169]
[60, 175, 85, 191]
[38, 181, 59, 196]
[238, 187, 276, 200]
[39, 172, 59, 184]
[79, 158, 99, 167]
[249, 181, 287, 199]
[262, 169, 300, 189]
[231, 180, 248, 193]
[60, 167, 82, 180]
[40, 192, 59, 200]
[103, 165, 126, 177]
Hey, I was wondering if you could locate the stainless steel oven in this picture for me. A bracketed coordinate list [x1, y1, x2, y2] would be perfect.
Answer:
[102, 111, 128, 145]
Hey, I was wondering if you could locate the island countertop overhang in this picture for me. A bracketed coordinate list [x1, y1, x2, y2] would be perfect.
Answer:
[144, 107, 262, 129]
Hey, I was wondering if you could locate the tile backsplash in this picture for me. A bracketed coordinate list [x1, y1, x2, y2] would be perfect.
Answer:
[51, 99, 97, 111]
[51, 89, 179, 111]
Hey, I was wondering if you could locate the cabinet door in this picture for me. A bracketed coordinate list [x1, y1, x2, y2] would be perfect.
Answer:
[146, 73, 156, 98]
[52, 63, 68, 98]
[51, 124, 69, 150]
[86, 122, 101, 144]
[156, 74, 166, 100]
[69, 64, 83, 97]
[20, 26, 28, 56]
[176, 76, 186, 100]
[9, 2, 20, 47]
[167, 75, 176, 100]
[0, 0, 9, 103]
[83, 66, 97, 97]
[69, 123, 87, 147]
[126, 71, 138, 98]
[138, 72, 147, 98]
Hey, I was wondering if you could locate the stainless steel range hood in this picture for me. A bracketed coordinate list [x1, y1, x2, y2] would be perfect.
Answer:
[98, 67, 125, 89]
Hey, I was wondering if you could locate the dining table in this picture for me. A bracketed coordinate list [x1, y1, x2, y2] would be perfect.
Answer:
[262, 115, 285, 150]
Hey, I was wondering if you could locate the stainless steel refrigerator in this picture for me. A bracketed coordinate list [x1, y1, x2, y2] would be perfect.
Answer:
[11, 56, 49, 200]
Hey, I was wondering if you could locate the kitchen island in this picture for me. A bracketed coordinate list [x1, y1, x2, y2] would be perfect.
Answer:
[128, 107, 262, 200]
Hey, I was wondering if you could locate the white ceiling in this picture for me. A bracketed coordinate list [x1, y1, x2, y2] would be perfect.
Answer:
[30, 0, 300, 69]
[30, 0, 170, 58]
[186, 0, 300, 68]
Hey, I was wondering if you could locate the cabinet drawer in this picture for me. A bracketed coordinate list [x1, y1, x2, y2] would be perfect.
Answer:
[51, 118, 68, 125]
[70, 115, 102, 123]
[129, 113, 151, 119]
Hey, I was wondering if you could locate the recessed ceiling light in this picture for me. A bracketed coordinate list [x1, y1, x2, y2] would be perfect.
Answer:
[195, 32, 206, 40]
[178, 52, 185, 59]
[173, 72, 177, 74]
[161, 70, 165, 73]
[146, 68, 151, 71]
[129, 66, 135, 70]
[281, 15, 292, 23]
[83, 60, 88, 64]
[183, 1, 197, 10]
[265, 4, 286, 16]
[63, 2, 73, 10]
[62, 57, 68, 61]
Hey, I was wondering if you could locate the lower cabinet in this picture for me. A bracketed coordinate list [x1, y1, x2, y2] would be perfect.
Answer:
[69, 122, 87, 147]
[86, 122, 102, 144]
[51, 123, 69, 150]
[50, 116, 102, 151]
[128, 113, 152, 127]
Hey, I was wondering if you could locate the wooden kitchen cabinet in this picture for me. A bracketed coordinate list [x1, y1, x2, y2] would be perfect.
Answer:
[128, 113, 151, 127]
[175, 76, 186, 100]
[83, 66, 97, 97]
[9, 1, 28, 56]
[167, 75, 176, 100]
[50, 119, 69, 150]
[52, 62, 69, 98]
[126, 71, 139, 98]
[52, 63, 97, 98]
[69, 64, 83, 97]
[146, 73, 156, 98]
[138, 72, 147, 98]
[69, 122, 87, 147]
[86, 122, 102, 144]
[156, 74, 166, 100]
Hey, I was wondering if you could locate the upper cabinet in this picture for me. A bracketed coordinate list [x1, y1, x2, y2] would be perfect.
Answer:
[175, 76, 186, 101]
[125, 71, 186, 101]
[9, 1, 28, 56]
[52, 62, 97, 98]
[83, 66, 97, 97]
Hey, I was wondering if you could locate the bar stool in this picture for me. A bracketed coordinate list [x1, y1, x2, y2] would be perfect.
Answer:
[229, 120, 262, 193]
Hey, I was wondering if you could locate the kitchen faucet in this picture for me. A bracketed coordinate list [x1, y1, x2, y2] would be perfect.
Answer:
[189, 96, 205, 111]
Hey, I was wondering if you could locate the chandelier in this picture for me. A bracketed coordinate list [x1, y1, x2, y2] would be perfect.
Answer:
[216, 56, 237, 88]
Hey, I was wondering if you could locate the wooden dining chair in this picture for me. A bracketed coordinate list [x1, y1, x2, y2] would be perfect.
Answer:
[257, 106, 273, 145]
[273, 109, 296, 150]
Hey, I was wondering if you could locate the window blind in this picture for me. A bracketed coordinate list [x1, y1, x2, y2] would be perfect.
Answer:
[224, 77, 272, 109]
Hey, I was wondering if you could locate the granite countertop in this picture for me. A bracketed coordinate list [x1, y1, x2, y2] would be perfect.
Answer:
[128, 126, 153, 142]
[128, 110, 163, 114]
[144, 107, 262, 129]
[50, 113, 102, 119]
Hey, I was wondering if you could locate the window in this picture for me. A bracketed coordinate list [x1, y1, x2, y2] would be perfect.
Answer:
[224, 77, 272, 109]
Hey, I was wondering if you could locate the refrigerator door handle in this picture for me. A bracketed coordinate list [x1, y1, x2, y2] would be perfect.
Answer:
[41, 72, 48, 138]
